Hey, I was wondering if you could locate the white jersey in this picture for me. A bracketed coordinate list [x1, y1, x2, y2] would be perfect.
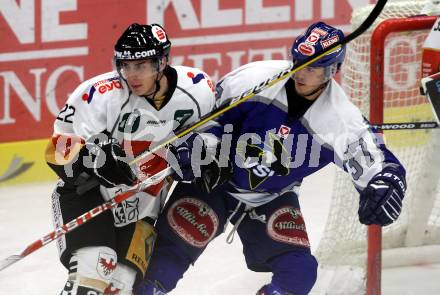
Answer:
[49, 66, 215, 225]
[209, 60, 404, 206]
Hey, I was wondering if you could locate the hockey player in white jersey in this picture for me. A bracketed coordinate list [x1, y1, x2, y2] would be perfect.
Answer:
[45, 23, 215, 294]
[136, 22, 407, 295]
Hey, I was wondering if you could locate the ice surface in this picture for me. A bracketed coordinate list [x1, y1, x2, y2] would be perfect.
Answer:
[1, 165, 439, 294]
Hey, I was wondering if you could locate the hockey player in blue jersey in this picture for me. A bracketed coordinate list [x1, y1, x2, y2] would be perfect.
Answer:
[135, 22, 407, 295]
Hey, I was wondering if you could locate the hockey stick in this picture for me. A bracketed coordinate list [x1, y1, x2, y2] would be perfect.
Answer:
[0, 167, 173, 272]
[0, 0, 387, 273]
[372, 121, 439, 130]
[369, 70, 440, 131]
[129, 0, 389, 167]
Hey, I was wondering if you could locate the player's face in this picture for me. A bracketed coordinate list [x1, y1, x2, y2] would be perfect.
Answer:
[118, 60, 159, 96]
[293, 66, 326, 97]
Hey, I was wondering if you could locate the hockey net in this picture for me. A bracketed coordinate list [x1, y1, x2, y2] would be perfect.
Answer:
[312, 1, 440, 294]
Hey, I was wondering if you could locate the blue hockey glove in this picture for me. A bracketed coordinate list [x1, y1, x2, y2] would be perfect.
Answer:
[168, 133, 205, 182]
[358, 168, 406, 226]
[169, 133, 232, 192]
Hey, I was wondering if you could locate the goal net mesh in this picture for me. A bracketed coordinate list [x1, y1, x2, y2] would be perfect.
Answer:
[315, 0, 440, 273]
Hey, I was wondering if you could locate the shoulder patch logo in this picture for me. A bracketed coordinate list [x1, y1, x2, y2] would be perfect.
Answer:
[187, 72, 205, 84]
[82, 86, 96, 104]
[277, 125, 291, 139]
[97, 252, 117, 279]
[82, 77, 122, 104]
[187, 72, 214, 91]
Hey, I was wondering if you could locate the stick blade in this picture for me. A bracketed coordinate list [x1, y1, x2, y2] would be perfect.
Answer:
[0, 255, 23, 272]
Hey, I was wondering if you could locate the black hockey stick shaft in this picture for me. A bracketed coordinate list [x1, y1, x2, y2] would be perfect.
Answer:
[0, 0, 388, 273]
[372, 121, 439, 130]
[129, 0, 389, 167]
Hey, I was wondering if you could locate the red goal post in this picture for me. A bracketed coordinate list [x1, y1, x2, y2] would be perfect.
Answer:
[368, 15, 437, 295]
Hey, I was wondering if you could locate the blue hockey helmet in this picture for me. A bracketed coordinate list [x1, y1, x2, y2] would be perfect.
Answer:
[291, 22, 346, 71]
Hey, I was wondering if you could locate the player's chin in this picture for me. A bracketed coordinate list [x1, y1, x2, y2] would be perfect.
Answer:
[130, 86, 146, 96]
[295, 85, 312, 96]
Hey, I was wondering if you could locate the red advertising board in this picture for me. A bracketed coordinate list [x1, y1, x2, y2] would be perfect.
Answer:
[0, 0, 372, 142]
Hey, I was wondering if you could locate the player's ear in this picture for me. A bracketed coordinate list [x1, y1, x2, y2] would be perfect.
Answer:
[159, 56, 167, 72]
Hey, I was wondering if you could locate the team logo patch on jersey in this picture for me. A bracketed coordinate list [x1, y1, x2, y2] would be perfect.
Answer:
[82, 77, 122, 104]
[267, 206, 310, 248]
[174, 109, 194, 128]
[167, 198, 219, 248]
[277, 125, 291, 139]
[113, 198, 139, 225]
[82, 86, 96, 104]
[187, 72, 205, 84]
[118, 111, 141, 133]
[97, 252, 117, 279]
[238, 133, 290, 189]
[104, 283, 122, 295]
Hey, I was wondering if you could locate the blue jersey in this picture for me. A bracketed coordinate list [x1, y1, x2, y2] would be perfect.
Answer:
[207, 60, 405, 206]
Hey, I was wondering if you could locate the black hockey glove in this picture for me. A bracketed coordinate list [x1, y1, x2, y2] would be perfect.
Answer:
[358, 167, 406, 226]
[195, 146, 233, 194]
[80, 133, 136, 188]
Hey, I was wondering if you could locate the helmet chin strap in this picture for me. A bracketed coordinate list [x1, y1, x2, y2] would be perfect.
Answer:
[142, 60, 165, 100]
[143, 72, 163, 99]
